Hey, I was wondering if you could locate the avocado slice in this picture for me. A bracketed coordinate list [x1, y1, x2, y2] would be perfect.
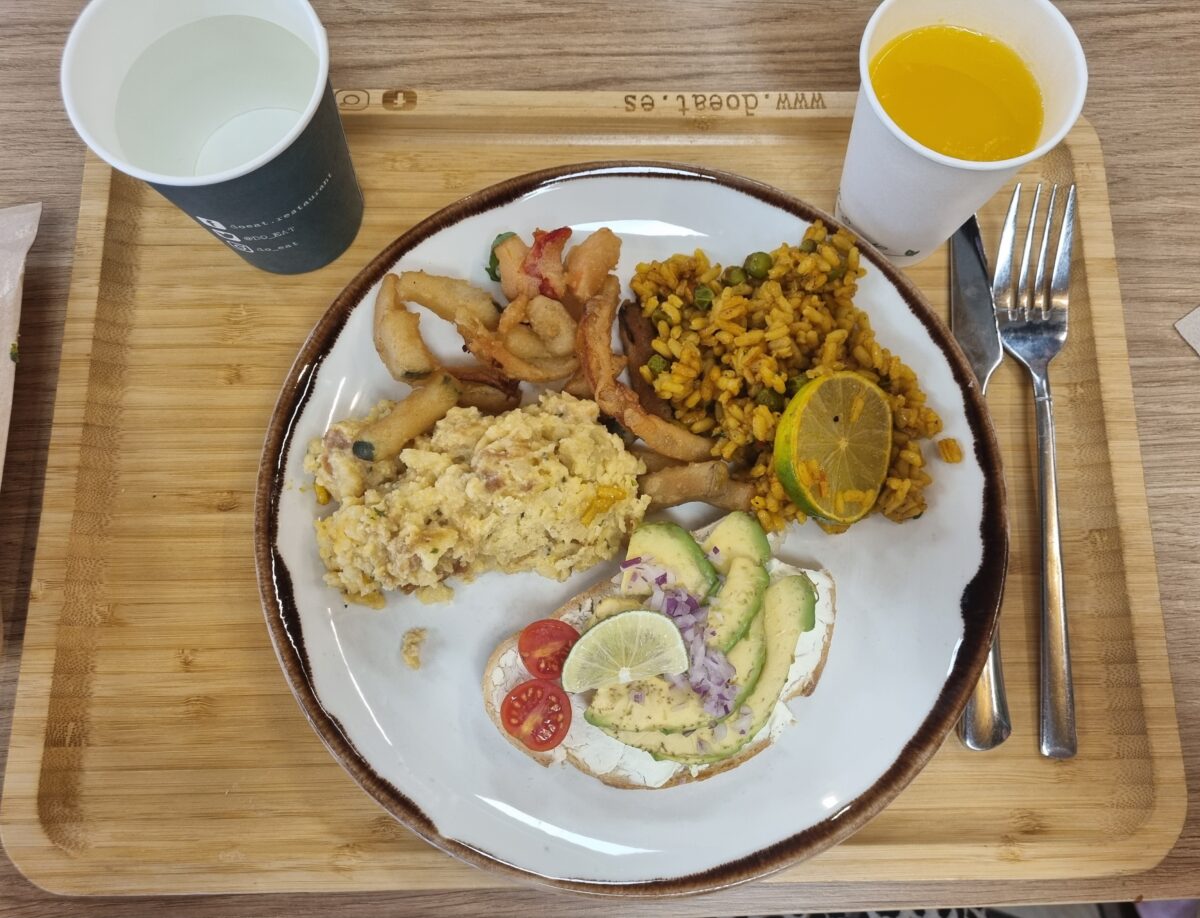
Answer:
[700, 511, 771, 575]
[707, 555, 769, 652]
[611, 573, 816, 764]
[585, 676, 710, 734]
[586, 609, 768, 734]
[770, 570, 817, 634]
[624, 522, 718, 599]
[591, 595, 645, 624]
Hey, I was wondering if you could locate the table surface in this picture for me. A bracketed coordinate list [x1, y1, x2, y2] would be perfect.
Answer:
[1, 1, 1197, 914]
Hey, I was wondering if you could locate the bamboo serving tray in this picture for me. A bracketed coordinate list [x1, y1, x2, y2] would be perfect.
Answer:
[0, 90, 1185, 895]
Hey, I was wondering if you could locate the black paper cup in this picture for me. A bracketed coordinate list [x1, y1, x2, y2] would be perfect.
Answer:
[61, 0, 363, 275]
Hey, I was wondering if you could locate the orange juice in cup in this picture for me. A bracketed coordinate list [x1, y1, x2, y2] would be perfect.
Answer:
[870, 24, 1044, 162]
[836, 0, 1086, 266]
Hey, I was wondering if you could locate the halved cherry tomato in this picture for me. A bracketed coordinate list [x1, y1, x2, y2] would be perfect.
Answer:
[501, 678, 572, 752]
[517, 619, 579, 679]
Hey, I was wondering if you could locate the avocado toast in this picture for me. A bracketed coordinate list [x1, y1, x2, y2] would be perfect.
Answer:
[483, 512, 837, 789]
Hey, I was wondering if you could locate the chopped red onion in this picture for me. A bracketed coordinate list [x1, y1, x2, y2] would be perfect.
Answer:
[613, 557, 740, 718]
[732, 706, 754, 737]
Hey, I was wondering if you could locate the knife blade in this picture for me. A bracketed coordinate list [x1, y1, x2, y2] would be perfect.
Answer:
[949, 216, 1003, 392]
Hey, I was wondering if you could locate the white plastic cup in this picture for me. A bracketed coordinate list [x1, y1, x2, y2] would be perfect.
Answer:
[836, 0, 1087, 266]
[62, 0, 363, 274]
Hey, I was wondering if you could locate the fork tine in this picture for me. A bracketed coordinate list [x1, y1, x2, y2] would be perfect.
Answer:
[1033, 185, 1059, 315]
[1016, 184, 1042, 318]
[992, 184, 1022, 316]
[1050, 184, 1077, 311]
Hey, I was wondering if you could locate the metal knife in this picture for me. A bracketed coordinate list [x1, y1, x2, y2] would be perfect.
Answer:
[950, 217, 1003, 391]
[950, 215, 1012, 751]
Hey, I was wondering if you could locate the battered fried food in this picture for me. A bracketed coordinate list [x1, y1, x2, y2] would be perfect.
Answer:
[393, 270, 501, 331]
[350, 372, 460, 462]
[638, 461, 756, 511]
[373, 273, 438, 381]
[577, 276, 715, 462]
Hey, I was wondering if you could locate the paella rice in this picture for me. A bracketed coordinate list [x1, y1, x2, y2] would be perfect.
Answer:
[632, 220, 945, 532]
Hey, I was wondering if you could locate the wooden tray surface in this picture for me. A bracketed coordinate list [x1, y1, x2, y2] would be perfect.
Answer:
[0, 90, 1185, 895]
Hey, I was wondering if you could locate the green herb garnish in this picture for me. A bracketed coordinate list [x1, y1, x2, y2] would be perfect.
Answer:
[485, 231, 516, 282]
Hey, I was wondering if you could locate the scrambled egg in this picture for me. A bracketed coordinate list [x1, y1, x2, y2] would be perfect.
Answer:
[308, 392, 650, 605]
[401, 628, 427, 669]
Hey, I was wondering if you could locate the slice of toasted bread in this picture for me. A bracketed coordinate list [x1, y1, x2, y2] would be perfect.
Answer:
[482, 554, 837, 789]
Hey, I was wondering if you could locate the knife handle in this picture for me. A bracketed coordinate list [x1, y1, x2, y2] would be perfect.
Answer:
[957, 630, 1012, 750]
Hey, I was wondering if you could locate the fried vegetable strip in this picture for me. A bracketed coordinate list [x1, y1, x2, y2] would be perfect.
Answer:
[351, 372, 460, 462]
[577, 276, 715, 462]
[639, 461, 755, 511]
[394, 270, 501, 331]
[374, 274, 438, 381]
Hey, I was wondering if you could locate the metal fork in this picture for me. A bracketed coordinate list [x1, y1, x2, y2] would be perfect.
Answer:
[993, 182, 1078, 759]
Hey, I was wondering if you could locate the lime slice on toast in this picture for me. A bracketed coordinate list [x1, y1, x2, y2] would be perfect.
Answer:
[561, 609, 688, 694]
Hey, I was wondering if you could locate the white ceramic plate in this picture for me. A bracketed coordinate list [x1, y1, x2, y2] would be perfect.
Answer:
[255, 163, 1007, 895]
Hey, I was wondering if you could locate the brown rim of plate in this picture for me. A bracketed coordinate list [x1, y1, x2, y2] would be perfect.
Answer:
[253, 161, 1009, 897]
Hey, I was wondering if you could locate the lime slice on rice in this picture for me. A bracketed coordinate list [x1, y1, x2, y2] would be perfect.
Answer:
[773, 371, 893, 525]
[560, 609, 688, 694]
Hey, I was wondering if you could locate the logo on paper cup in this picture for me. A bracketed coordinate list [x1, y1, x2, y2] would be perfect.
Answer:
[197, 217, 253, 253]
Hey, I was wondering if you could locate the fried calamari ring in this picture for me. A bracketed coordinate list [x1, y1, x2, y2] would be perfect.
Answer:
[393, 270, 501, 331]
[527, 295, 576, 357]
